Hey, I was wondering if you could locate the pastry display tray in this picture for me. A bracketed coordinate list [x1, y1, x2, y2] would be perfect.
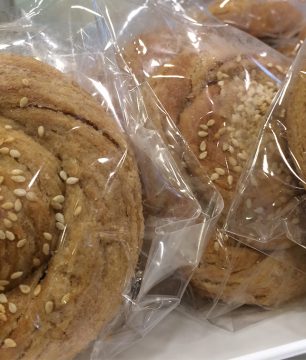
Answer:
[115, 310, 306, 360]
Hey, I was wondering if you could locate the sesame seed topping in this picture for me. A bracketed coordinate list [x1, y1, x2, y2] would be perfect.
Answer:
[199, 140, 207, 152]
[0, 231, 5, 240]
[59, 170, 67, 181]
[4, 219, 13, 228]
[34, 284, 41, 296]
[14, 199, 22, 212]
[0, 313, 7, 321]
[52, 195, 65, 203]
[0, 294, 8, 303]
[8, 212, 17, 222]
[11, 169, 23, 175]
[4, 125, 12, 130]
[207, 119, 215, 127]
[17, 239, 27, 248]
[19, 97, 28, 108]
[199, 151, 207, 160]
[61, 293, 70, 305]
[2, 338, 16, 348]
[33, 258, 40, 267]
[9, 149, 21, 159]
[211, 173, 219, 181]
[4, 136, 14, 143]
[8, 303, 17, 314]
[22, 78, 30, 86]
[14, 189, 26, 197]
[66, 177, 79, 185]
[38, 126, 45, 137]
[228, 157, 237, 167]
[0, 280, 9, 286]
[55, 213, 65, 223]
[246, 199, 252, 209]
[292, 218, 300, 225]
[11, 175, 26, 183]
[26, 192, 37, 202]
[234, 166, 242, 173]
[215, 168, 225, 176]
[198, 131, 208, 138]
[42, 243, 50, 256]
[73, 206, 82, 216]
[222, 143, 229, 151]
[254, 207, 264, 214]
[214, 241, 220, 251]
[199, 124, 208, 130]
[45, 301, 54, 314]
[0, 147, 9, 154]
[43, 232, 52, 241]
[1, 202, 14, 210]
[227, 175, 233, 186]
[218, 80, 224, 87]
[56, 222, 65, 231]
[19, 284, 30, 294]
[51, 202, 62, 210]
[228, 145, 235, 154]
[5, 231, 15, 241]
[231, 138, 239, 147]
[10, 271, 23, 280]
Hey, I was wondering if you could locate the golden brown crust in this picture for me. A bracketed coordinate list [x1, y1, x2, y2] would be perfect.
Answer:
[0, 54, 144, 360]
[209, 0, 303, 39]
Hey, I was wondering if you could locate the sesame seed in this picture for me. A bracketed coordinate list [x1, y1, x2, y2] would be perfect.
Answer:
[267, 62, 273, 68]
[198, 131, 208, 138]
[211, 173, 219, 181]
[199, 151, 207, 160]
[237, 152, 248, 160]
[276, 65, 283, 72]
[228, 157, 237, 167]
[218, 80, 224, 87]
[0, 147, 9, 154]
[61, 293, 70, 305]
[199, 124, 208, 130]
[0, 231, 5, 240]
[43, 232, 52, 241]
[26, 192, 37, 202]
[52, 195, 65, 203]
[66, 177, 79, 185]
[9, 149, 21, 159]
[42, 243, 50, 256]
[0, 280, 9, 286]
[38, 126, 45, 137]
[11, 175, 26, 183]
[234, 166, 242, 173]
[22, 78, 30, 86]
[4, 219, 12, 228]
[199, 140, 207, 152]
[19, 284, 30, 294]
[231, 138, 239, 147]
[1, 202, 14, 210]
[10, 271, 23, 280]
[292, 218, 300, 225]
[8, 212, 17, 222]
[8, 303, 17, 314]
[215, 168, 225, 176]
[207, 119, 215, 127]
[59, 170, 67, 181]
[19, 97, 28, 108]
[17, 239, 26, 248]
[227, 175, 233, 186]
[246, 199, 252, 209]
[228, 145, 235, 154]
[14, 199, 22, 212]
[0, 294, 8, 303]
[73, 206, 82, 216]
[214, 241, 220, 251]
[4, 125, 12, 130]
[45, 301, 54, 314]
[5, 231, 15, 241]
[33, 258, 40, 267]
[254, 207, 264, 214]
[11, 169, 23, 175]
[0, 313, 7, 321]
[2, 338, 16, 348]
[56, 222, 65, 231]
[55, 213, 65, 223]
[34, 284, 41, 296]
[51, 202, 62, 210]
[222, 143, 229, 151]
[4, 136, 14, 143]
[14, 189, 26, 197]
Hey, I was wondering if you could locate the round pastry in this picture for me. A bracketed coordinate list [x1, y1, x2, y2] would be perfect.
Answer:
[208, 0, 303, 39]
[0, 54, 143, 360]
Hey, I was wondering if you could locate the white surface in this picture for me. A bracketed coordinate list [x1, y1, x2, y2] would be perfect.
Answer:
[115, 310, 306, 360]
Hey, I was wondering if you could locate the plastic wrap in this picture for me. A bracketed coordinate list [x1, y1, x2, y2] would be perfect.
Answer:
[224, 42, 306, 316]
[0, 1, 222, 359]
[94, 0, 299, 329]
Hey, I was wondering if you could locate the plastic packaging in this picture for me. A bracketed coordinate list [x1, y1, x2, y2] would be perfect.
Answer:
[0, 0, 222, 359]
[224, 41, 306, 303]
[95, 0, 300, 329]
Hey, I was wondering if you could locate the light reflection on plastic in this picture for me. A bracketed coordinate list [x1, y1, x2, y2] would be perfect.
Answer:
[151, 74, 185, 79]
[89, 78, 117, 120]
[138, 39, 147, 55]
[98, 157, 109, 164]
[220, 0, 231, 8]
[0, 44, 10, 50]
[262, 153, 269, 174]
[156, 241, 164, 267]
[12, 40, 25, 46]
[54, 58, 65, 72]
[164, 64, 175, 68]
[244, 69, 251, 90]
[71, 5, 100, 18]
[118, 4, 148, 38]
[187, 31, 200, 49]
[28, 169, 41, 189]
[150, 59, 160, 68]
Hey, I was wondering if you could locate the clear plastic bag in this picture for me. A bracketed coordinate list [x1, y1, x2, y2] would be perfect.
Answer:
[0, 1, 222, 359]
[94, 0, 298, 329]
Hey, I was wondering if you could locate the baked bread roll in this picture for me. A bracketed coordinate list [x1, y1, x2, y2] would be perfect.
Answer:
[0, 54, 143, 360]
[208, 0, 303, 39]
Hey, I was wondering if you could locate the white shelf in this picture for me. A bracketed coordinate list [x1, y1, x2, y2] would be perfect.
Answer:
[115, 310, 306, 360]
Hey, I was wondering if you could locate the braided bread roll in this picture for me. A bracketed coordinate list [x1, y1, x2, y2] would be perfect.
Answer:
[0, 54, 144, 360]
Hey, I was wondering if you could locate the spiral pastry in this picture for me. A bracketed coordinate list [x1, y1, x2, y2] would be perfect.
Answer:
[0, 54, 143, 360]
